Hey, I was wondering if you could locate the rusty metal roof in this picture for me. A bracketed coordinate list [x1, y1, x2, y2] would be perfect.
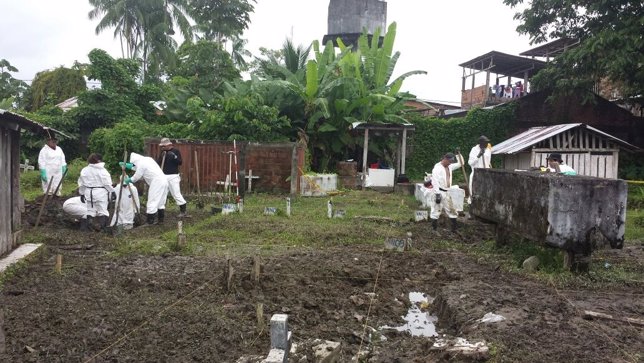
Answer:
[459, 51, 546, 79]
[0, 109, 68, 138]
[519, 38, 580, 58]
[492, 123, 638, 154]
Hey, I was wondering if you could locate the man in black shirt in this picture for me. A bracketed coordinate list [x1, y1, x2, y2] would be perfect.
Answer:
[158, 138, 188, 217]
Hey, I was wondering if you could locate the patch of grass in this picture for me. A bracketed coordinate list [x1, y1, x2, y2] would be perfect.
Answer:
[20, 158, 85, 202]
[625, 208, 644, 241]
[111, 190, 420, 257]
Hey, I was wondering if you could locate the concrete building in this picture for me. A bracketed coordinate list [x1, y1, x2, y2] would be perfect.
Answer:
[323, 0, 387, 47]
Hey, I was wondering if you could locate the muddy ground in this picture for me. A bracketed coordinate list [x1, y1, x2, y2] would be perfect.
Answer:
[1, 208, 643, 362]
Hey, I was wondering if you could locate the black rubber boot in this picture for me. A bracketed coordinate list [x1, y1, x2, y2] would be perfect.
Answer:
[157, 209, 165, 224]
[146, 213, 156, 225]
[431, 219, 438, 230]
[178, 203, 187, 217]
[450, 218, 458, 232]
[98, 216, 109, 232]
[87, 216, 95, 231]
[80, 218, 89, 232]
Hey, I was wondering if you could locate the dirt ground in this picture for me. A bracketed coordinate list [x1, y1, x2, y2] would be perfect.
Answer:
[1, 207, 643, 362]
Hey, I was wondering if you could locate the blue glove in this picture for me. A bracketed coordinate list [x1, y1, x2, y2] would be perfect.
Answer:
[123, 176, 132, 185]
[119, 162, 134, 170]
[40, 169, 47, 182]
[62, 164, 68, 174]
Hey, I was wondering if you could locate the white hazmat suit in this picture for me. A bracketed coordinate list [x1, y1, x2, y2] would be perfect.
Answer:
[129, 152, 168, 214]
[467, 144, 492, 202]
[110, 184, 140, 229]
[78, 162, 115, 217]
[430, 160, 461, 220]
[62, 197, 86, 219]
[38, 144, 66, 195]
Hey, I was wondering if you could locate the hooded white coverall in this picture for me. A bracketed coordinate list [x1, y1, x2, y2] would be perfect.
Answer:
[38, 144, 66, 195]
[78, 162, 114, 217]
[62, 197, 86, 219]
[430, 160, 461, 220]
[110, 184, 140, 229]
[129, 152, 168, 214]
[467, 144, 492, 202]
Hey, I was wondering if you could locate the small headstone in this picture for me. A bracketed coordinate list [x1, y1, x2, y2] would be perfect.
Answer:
[286, 197, 291, 216]
[313, 340, 342, 363]
[264, 207, 278, 216]
[414, 210, 428, 222]
[522, 256, 540, 272]
[333, 209, 346, 218]
[384, 237, 409, 252]
[222, 203, 237, 215]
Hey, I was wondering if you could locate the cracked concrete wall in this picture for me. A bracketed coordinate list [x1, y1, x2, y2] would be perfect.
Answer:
[470, 169, 627, 253]
[327, 0, 387, 35]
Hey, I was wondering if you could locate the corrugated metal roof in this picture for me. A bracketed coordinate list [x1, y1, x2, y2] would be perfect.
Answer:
[0, 109, 68, 138]
[492, 123, 638, 154]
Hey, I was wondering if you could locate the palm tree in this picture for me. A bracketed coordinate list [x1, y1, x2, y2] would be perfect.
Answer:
[230, 37, 252, 71]
[88, 0, 193, 80]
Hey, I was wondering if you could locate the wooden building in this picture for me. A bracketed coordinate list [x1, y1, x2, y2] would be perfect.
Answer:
[492, 123, 638, 179]
[0, 110, 63, 256]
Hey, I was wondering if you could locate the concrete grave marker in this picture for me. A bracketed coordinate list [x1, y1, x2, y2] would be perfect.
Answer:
[385, 237, 410, 251]
[415, 210, 429, 222]
[286, 197, 291, 216]
[264, 207, 278, 216]
[222, 203, 237, 215]
[333, 209, 346, 218]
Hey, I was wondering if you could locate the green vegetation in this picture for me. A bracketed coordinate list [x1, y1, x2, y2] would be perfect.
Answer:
[111, 191, 419, 257]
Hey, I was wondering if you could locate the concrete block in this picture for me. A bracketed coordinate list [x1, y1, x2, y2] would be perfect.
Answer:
[270, 314, 289, 350]
[471, 169, 627, 254]
[0, 243, 42, 274]
[263, 349, 286, 363]
[313, 340, 341, 363]
[522, 256, 540, 272]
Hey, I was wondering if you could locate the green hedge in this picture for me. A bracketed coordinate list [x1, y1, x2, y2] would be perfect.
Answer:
[406, 104, 516, 180]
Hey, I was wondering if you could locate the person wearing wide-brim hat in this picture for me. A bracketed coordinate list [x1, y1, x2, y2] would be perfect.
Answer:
[467, 135, 492, 204]
[37, 133, 67, 196]
[546, 153, 577, 175]
[157, 138, 189, 217]
[430, 152, 462, 232]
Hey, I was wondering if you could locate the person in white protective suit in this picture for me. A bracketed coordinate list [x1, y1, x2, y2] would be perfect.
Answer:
[122, 152, 169, 225]
[62, 196, 86, 219]
[157, 138, 189, 217]
[467, 135, 492, 204]
[110, 182, 140, 230]
[38, 136, 67, 196]
[430, 152, 462, 232]
[78, 153, 115, 232]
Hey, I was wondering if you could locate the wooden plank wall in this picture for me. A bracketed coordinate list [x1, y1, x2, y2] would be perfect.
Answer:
[0, 126, 13, 255]
[11, 129, 22, 249]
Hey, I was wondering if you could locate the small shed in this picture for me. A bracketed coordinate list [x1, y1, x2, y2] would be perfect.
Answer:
[492, 123, 638, 178]
[0, 110, 63, 256]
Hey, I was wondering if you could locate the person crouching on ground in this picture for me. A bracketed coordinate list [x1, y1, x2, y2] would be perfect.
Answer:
[121, 152, 169, 225]
[430, 152, 462, 232]
[78, 153, 115, 232]
[157, 138, 189, 217]
[110, 180, 140, 230]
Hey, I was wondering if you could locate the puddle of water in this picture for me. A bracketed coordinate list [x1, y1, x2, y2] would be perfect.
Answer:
[380, 292, 438, 337]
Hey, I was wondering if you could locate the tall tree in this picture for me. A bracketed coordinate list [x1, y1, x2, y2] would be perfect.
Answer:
[504, 0, 644, 99]
[88, 0, 193, 80]
[0, 59, 28, 109]
[24, 67, 87, 111]
[188, 0, 255, 42]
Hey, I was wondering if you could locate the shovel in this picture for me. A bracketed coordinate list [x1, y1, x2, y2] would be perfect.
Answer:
[127, 183, 144, 226]
[111, 149, 129, 236]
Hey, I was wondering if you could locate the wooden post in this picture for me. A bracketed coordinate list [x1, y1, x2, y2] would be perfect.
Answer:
[226, 258, 234, 291]
[362, 128, 369, 189]
[194, 150, 201, 195]
[253, 255, 261, 283]
[290, 143, 298, 196]
[54, 254, 62, 274]
[177, 221, 186, 248]
[401, 128, 407, 175]
[256, 303, 264, 332]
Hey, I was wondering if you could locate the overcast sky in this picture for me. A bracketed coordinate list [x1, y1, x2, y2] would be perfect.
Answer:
[1, 0, 533, 105]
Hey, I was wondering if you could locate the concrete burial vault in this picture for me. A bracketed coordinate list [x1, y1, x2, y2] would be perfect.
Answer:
[470, 169, 627, 268]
